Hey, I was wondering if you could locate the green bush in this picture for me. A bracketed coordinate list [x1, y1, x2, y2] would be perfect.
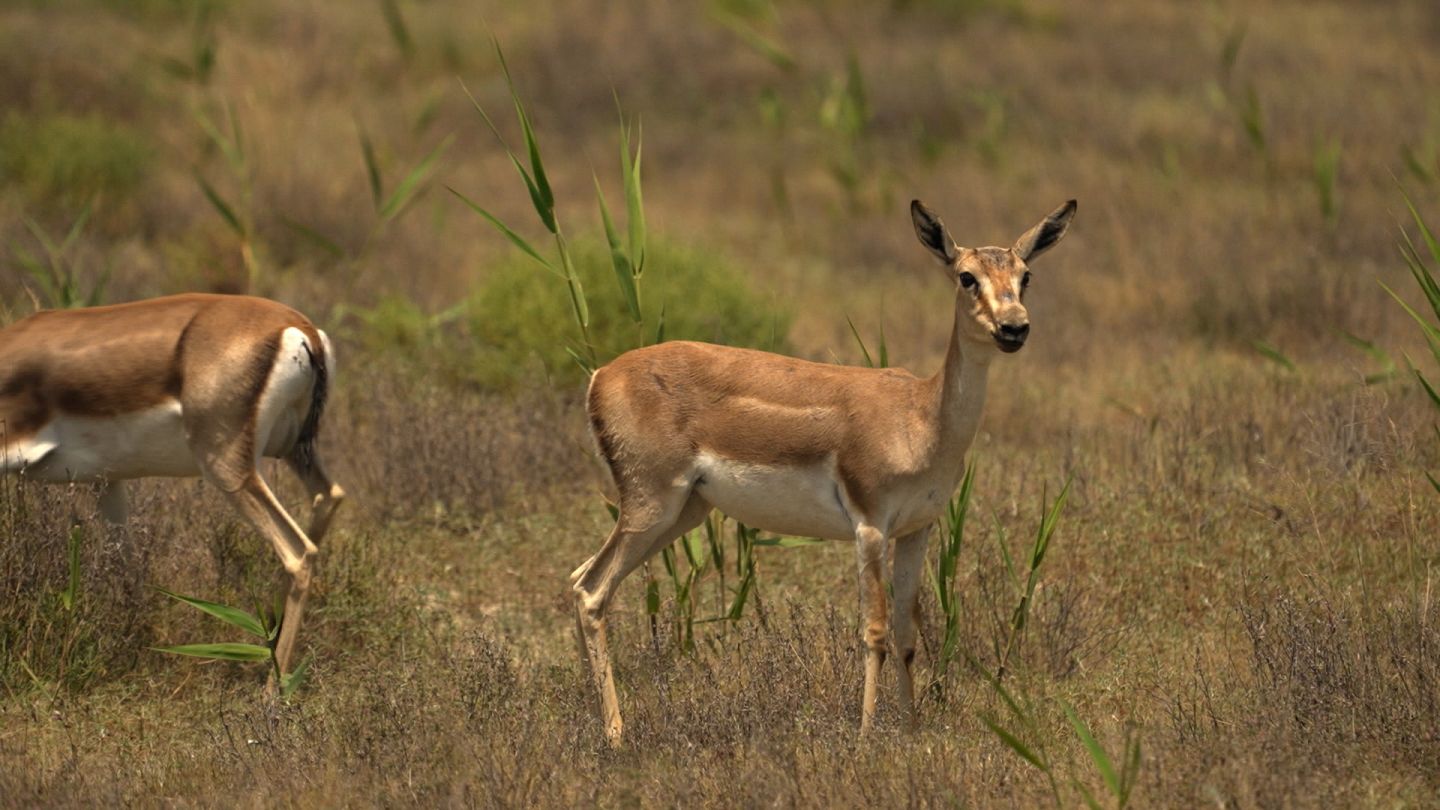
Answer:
[0, 112, 151, 209]
[466, 237, 789, 389]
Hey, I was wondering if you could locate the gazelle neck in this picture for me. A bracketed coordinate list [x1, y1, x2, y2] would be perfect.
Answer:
[931, 309, 993, 458]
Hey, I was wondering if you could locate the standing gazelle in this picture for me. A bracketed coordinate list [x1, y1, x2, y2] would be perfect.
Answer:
[571, 199, 1077, 743]
[0, 293, 345, 682]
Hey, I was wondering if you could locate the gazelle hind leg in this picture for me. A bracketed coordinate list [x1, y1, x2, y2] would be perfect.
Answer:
[891, 527, 931, 730]
[221, 471, 319, 680]
[284, 449, 345, 543]
[573, 490, 711, 746]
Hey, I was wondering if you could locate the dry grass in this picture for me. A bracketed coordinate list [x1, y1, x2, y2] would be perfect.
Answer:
[3, 0, 1440, 806]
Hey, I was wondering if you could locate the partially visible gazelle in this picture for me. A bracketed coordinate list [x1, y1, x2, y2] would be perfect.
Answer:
[571, 199, 1077, 743]
[0, 293, 345, 682]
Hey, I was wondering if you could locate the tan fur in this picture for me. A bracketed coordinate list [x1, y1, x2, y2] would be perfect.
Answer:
[571, 199, 1077, 744]
[0, 293, 346, 685]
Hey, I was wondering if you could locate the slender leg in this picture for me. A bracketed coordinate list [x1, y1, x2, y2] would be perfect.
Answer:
[856, 522, 890, 734]
[284, 450, 346, 543]
[892, 527, 931, 730]
[573, 491, 711, 746]
[222, 472, 319, 679]
[97, 480, 129, 525]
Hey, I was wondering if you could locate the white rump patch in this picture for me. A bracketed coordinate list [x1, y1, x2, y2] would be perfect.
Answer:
[255, 326, 320, 459]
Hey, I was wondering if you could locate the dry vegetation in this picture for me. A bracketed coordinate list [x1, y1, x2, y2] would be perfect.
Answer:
[3, 0, 1440, 806]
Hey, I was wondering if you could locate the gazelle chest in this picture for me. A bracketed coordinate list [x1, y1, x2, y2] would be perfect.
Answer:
[22, 400, 197, 482]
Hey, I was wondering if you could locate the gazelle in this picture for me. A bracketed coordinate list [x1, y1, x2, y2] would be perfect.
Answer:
[571, 199, 1077, 743]
[0, 293, 345, 682]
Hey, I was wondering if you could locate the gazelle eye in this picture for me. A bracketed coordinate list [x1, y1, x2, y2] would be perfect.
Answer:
[958, 272, 978, 290]
[1021, 271, 1032, 289]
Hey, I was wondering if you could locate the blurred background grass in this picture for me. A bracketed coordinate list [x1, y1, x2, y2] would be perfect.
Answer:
[2, 0, 1439, 806]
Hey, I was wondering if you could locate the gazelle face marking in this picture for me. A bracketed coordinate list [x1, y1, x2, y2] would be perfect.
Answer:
[911, 198, 1077, 356]
[955, 247, 1033, 353]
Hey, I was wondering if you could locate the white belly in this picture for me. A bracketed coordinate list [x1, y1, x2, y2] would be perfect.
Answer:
[21, 400, 198, 482]
[693, 452, 856, 541]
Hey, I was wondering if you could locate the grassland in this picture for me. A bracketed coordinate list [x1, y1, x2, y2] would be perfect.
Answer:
[2, 0, 1439, 806]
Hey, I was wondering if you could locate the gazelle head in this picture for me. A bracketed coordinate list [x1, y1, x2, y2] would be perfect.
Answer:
[911, 199, 1077, 354]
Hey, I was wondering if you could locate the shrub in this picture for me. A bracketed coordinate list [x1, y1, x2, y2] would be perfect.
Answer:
[465, 237, 789, 389]
[0, 111, 151, 209]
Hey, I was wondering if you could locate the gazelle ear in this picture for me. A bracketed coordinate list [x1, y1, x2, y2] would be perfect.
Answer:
[1012, 199, 1077, 262]
[911, 200, 959, 266]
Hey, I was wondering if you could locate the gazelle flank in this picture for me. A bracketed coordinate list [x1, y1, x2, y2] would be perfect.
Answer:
[570, 199, 1077, 744]
[0, 293, 345, 683]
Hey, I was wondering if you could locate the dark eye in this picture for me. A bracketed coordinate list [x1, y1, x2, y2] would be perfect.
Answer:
[1021, 271, 1032, 289]
[958, 272, 978, 290]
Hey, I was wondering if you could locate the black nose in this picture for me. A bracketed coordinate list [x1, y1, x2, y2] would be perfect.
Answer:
[998, 323, 1030, 342]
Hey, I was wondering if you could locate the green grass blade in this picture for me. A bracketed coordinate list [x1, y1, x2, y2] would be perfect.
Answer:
[60, 202, 93, 255]
[1399, 233, 1440, 318]
[457, 77, 555, 233]
[380, 134, 453, 221]
[654, 302, 666, 344]
[1074, 783, 1105, 810]
[21, 215, 59, 261]
[1403, 189, 1440, 267]
[595, 175, 641, 321]
[195, 173, 245, 237]
[994, 519, 1018, 589]
[710, 10, 797, 72]
[726, 570, 755, 621]
[359, 127, 383, 210]
[155, 587, 269, 639]
[563, 345, 595, 375]
[752, 535, 826, 548]
[1033, 476, 1072, 569]
[458, 76, 509, 147]
[1414, 368, 1440, 411]
[1402, 145, 1435, 185]
[557, 235, 590, 328]
[494, 41, 555, 232]
[621, 117, 646, 274]
[280, 216, 344, 258]
[1380, 280, 1440, 346]
[447, 187, 561, 277]
[1062, 699, 1120, 797]
[152, 642, 272, 661]
[280, 656, 311, 698]
[981, 716, 1045, 771]
[1251, 340, 1296, 372]
[379, 0, 414, 60]
[1341, 330, 1398, 384]
[193, 106, 244, 173]
[845, 314, 875, 367]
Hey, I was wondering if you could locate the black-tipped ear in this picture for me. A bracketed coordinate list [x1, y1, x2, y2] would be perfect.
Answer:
[1013, 199, 1077, 262]
[911, 200, 958, 265]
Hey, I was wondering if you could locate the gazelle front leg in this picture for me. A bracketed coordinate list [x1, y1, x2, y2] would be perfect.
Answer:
[97, 480, 129, 525]
[855, 522, 890, 733]
[891, 527, 931, 730]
